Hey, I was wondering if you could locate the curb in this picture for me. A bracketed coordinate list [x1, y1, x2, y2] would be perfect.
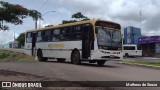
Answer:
[119, 62, 160, 70]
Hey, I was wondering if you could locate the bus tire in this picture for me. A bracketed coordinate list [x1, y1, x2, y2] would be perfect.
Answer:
[71, 50, 81, 64]
[57, 58, 66, 62]
[37, 50, 48, 62]
[97, 61, 105, 66]
[125, 53, 129, 57]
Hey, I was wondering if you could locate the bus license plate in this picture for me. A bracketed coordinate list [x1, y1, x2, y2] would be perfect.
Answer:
[110, 55, 115, 58]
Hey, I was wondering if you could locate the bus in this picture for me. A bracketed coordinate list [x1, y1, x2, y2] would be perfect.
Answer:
[123, 44, 142, 57]
[25, 20, 123, 65]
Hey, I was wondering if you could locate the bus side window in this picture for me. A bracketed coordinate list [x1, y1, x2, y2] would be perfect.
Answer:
[43, 30, 51, 42]
[26, 32, 32, 43]
[52, 29, 60, 42]
[37, 31, 42, 42]
[59, 27, 70, 41]
[70, 25, 82, 40]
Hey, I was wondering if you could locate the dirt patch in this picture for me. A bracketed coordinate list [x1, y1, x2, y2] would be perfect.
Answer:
[0, 50, 35, 62]
[0, 69, 51, 81]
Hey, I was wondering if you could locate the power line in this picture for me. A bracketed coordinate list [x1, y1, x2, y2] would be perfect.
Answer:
[38, 0, 49, 10]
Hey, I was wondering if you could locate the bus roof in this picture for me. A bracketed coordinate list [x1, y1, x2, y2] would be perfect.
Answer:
[26, 20, 120, 32]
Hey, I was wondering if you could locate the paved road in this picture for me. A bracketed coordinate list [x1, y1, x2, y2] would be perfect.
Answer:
[0, 60, 160, 81]
[1, 49, 160, 89]
[0, 60, 160, 90]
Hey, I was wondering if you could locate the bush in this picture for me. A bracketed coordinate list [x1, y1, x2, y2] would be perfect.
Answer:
[0, 52, 9, 59]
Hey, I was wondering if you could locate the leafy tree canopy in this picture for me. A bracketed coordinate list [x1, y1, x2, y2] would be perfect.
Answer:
[16, 32, 25, 47]
[62, 12, 90, 24]
[72, 12, 88, 20]
[0, 1, 42, 30]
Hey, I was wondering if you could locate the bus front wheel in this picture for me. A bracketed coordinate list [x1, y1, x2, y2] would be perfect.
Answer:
[37, 50, 48, 62]
[97, 61, 105, 66]
[71, 50, 81, 64]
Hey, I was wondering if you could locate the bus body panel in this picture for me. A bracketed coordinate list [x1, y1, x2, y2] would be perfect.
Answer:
[36, 41, 82, 58]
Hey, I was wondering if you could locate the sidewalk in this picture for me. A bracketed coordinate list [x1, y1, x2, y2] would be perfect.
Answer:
[120, 57, 160, 70]
[138, 57, 160, 60]
[122, 57, 160, 62]
[136, 57, 160, 62]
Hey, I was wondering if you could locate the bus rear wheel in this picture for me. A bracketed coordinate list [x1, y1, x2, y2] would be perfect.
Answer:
[71, 50, 81, 64]
[97, 61, 105, 66]
[57, 58, 66, 62]
[37, 50, 48, 62]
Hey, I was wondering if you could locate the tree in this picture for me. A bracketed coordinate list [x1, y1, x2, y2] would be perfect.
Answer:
[16, 33, 25, 47]
[62, 12, 90, 24]
[62, 20, 77, 24]
[71, 12, 88, 21]
[0, 1, 42, 30]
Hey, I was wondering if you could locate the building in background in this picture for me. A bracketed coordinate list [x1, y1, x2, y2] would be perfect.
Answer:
[138, 36, 160, 57]
[2, 41, 21, 48]
[2, 43, 10, 48]
[124, 26, 142, 45]
[11, 41, 21, 48]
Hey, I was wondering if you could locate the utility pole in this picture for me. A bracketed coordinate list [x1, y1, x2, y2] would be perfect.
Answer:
[39, 11, 55, 28]
[35, 17, 38, 29]
[14, 31, 15, 41]
[35, 11, 55, 29]
[0, 41, 2, 48]
[140, 7, 142, 31]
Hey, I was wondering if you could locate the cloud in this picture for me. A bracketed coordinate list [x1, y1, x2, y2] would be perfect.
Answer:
[0, 31, 18, 44]
[56, 0, 160, 35]
[1, 0, 160, 44]
[57, 7, 72, 18]
[142, 12, 160, 35]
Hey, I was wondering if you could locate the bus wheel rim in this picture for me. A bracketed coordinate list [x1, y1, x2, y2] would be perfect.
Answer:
[73, 52, 79, 63]
[38, 52, 42, 60]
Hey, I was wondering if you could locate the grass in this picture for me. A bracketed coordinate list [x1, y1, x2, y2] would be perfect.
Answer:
[130, 61, 160, 67]
[0, 50, 35, 62]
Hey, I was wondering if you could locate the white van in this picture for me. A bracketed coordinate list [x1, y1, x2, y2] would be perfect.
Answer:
[123, 44, 142, 57]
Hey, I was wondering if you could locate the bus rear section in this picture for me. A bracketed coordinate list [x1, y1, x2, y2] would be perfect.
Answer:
[123, 44, 142, 57]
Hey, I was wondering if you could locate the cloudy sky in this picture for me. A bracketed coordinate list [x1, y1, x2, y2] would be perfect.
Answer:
[1, 0, 160, 44]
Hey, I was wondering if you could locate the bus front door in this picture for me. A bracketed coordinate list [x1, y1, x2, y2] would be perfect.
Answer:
[32, 32, 36, 56]
[82, 26, 94, 59]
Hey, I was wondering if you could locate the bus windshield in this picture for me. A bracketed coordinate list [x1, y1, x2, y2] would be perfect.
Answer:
[96, 27, 122, 49]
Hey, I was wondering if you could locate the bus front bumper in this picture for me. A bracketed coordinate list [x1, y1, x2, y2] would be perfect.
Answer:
[91, 50, 123, 61]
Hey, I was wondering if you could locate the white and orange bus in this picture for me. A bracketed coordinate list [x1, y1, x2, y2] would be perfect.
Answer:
[25, 20, 123, 65]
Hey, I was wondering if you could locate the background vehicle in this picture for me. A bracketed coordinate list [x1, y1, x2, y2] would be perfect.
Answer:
[25, 20, 123, 65]
[123, 44, 142, 57]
